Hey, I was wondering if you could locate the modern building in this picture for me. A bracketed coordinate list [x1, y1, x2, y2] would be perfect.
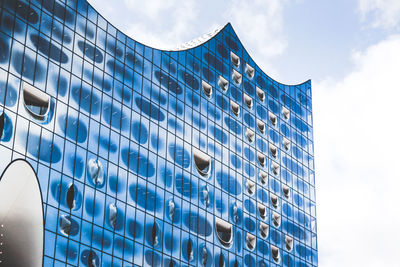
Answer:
[0, 0, 317, 266]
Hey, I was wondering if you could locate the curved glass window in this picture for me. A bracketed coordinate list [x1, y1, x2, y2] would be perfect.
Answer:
[168, 200, 175, 221]
[60, 214, 71, 236]
[282, 184, 290, 198]
[202, 80, 212, 98]
[256, 86, 265, 102]
[232, 69, 242, 85]
[108, 203, 117, 228]
[282, 106, 290, 120]
[257, 119, 265, 134]
[231, 100, 240, 117]
[272, 212, 281, 227]
[257, 152, 266, 167]
[245, 128, 255, 143]
[271, 193, 279, 208]
[230, 51, 240, 67]
[23, 82, 50, 120]
[269, 144, 277, 157]
[271, 245, 280, 263]
[215, 217, 233, 248]
[246, 233, 256, 251]
[244, 93, 253, 109]
[271, 162, 280, 176]
[268, 111, 277, 126]
[193, 148, 211, 177]
[0, 112, 4, 139]
[258, 203, 266, 220]
[283, 137, 291, 151]
[66, 183, 76, 210]
[259, 222, 269, 238]
[246, 179, 255, 195]
[245, 63, 254, 79]
[285, 235, 293, 251]
[218, 76, 229, 92]
[259, 170, 267, 185]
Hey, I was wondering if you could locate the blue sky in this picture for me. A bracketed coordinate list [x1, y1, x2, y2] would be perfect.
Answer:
[89, 0, 400, 266]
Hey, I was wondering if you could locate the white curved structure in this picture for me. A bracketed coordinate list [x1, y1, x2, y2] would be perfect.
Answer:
[0, 160, 44, 267]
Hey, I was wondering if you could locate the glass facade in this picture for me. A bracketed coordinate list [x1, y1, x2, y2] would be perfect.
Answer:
[0, 0, 317, 266]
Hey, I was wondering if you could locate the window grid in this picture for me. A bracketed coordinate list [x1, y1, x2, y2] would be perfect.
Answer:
[0, 1, 317, 266]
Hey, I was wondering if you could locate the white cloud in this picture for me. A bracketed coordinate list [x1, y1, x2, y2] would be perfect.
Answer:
[314, 34, 400, 266]
[121, 0, 200, 49]
[225, 0, 288, 76]
[88, 0, 201, 49]
[359, 0, 400, 29]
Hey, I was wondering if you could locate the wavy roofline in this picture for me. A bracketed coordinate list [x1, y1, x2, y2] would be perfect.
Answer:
[87, 1, 310, 87]
[225, 23, 311, 87]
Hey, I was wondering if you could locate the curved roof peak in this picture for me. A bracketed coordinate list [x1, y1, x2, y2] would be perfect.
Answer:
[87, 0, 311, 86]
